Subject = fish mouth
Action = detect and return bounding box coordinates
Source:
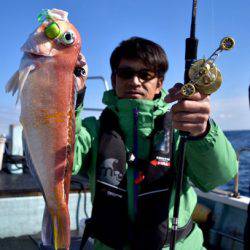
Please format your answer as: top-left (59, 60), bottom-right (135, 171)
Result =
top-left (24, 51), bottom-right (52, 58)
top-left (25, 52), bottom-right (44, 58)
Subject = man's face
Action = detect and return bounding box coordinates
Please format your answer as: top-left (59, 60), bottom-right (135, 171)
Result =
top-left (112, 59), bottom-right (163, 100)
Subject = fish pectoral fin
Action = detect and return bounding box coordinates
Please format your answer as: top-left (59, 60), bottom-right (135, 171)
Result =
top-left (16, 64), bottom-right (36, 104)
top-left (5, 64), bottom-right (36, 104)
top-left (5, 70), bottom-right (19, 96)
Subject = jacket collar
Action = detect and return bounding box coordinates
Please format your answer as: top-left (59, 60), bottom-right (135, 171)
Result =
top-left (102, 90), bottom-right (169, 139)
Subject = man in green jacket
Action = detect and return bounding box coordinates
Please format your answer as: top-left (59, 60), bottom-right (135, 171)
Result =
top-left (73, 37), bottom-right (238, 250)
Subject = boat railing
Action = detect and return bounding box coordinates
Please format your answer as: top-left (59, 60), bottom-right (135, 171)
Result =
top-left (87, 76), bottom-right (110, 91)
top-left (231, 147), bottom-right (250, 198)
top-left (84, 75), bottom-right (110, 112)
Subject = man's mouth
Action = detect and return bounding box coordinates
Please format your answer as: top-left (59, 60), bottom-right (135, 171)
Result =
top-left (125, 90), bottom-right (144, 96)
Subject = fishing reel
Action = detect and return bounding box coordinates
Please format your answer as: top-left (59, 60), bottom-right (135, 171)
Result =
top-left (181, 37), bottom-right (235, 96)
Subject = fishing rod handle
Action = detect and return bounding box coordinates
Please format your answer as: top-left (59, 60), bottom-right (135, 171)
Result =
top-left (184, 37), bottom-right (198, 84)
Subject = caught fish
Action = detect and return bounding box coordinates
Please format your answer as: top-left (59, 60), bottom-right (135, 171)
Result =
top-left (5, 9), bottom-right (81, 250)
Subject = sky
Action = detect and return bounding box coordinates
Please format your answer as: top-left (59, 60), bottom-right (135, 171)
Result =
top-left (0, 0), bottom-right (250, 136)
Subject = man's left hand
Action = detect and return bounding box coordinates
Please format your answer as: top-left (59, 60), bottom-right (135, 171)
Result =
top-left (165, 83), bottom-right (211, 137)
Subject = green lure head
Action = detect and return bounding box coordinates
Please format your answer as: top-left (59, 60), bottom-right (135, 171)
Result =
top-left (45, 22), bottom-right (61, 39)
top-left (38, 9), bottom-right (64, 39)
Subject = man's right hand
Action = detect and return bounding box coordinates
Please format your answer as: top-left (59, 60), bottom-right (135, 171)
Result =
top-left (74, 52), bottom-right (88, 92)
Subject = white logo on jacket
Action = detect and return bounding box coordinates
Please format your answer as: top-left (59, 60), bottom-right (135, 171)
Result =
top-left (99, 158), bottom-right (123, 186)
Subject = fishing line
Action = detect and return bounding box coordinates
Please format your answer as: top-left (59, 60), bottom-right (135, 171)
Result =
top-left (210, 0), bottom-right (216, 49)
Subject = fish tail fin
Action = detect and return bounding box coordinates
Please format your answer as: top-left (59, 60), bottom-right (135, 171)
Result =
top-left (52, 206), bottom-right (70, 250)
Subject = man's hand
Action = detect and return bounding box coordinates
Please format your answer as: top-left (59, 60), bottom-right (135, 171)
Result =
top-left (74, 52), bottom-right (88, 92)
top-left (165, 83), bottom-right (211, 137)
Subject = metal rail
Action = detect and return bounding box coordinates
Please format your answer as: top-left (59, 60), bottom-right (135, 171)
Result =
top-left (87, 76), bottom-right (110, 91)
top-left (84, 75), bottom-right (110, 113)
top-left (233, 147), bottom-right (250, 198)
top-left (210, 228), bottom-right (245, 244)
top-left (84, 108), bottom-right (103, 112)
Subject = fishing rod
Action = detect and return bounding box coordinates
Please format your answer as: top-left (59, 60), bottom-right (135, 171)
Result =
top-left (169, 1), bottom-right (198, 249)
top-left (170, 0), bottom-right (235, 249)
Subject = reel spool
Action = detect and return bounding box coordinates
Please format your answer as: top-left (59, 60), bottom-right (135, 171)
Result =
top-left (181, 36), bottom-right (235, 97)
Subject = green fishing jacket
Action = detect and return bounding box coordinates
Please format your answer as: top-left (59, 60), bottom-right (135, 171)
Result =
top-left (73, 89), bottom-right (238, 250)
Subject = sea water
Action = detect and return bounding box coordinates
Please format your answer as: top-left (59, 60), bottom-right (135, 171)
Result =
top-left (221, 130), bottom-right (250, 197)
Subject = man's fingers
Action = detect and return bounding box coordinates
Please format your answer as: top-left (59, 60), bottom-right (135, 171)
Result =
top-left (165, 83), bottom-right (183, 103)
top-left (184, 92), bottom-right (209, 101)
top-left (168, 83), bottom-right (183, 94)
top-left (172, 112), bottom-right (209, 123)
top-left (165, 90), bottom-right (182, 103)
top-left (74, 75), bottom-right (85, 91)
top-left (172, 99), bottom-right (210, 114)
top-left (76, 52), bottom-right (87, 68)
top-left (172, 121), bottom-right (208, 136)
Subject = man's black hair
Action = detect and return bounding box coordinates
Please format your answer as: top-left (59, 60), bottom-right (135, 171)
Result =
top-left (110, 37), bottom-right (169, 79)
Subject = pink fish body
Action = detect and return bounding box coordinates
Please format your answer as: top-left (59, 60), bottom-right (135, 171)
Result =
top-left (6, 9), bottom-right (81, 250)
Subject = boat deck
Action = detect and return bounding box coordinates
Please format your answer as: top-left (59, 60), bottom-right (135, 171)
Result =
top-left (0, 231), bottom-right (93, 250)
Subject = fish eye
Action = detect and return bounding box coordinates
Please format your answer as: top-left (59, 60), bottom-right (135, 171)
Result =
top-left (60, 30), bottom-right (75, 45)
top-left (45, 22), bottom-right (61, 39)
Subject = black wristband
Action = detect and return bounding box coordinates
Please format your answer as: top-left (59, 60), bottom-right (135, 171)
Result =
top-left (75, 86), bottom-right (86, 110)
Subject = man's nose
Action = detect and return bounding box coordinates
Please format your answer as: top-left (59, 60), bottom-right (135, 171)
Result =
top-left (129, 75), bottom-right (141, 87)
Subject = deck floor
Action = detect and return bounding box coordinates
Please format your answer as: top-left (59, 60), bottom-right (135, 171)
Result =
top-left (0, 231), bottom-right (93, 250)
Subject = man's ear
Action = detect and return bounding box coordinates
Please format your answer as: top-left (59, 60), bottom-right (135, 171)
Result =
top-left (156, 77), bottom-right (163, 94)
top-left (111, 73), bottom-right (116, 89)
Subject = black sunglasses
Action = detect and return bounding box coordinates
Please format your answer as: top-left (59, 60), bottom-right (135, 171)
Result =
top-left (115, 67), bottom-right (157, 82)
